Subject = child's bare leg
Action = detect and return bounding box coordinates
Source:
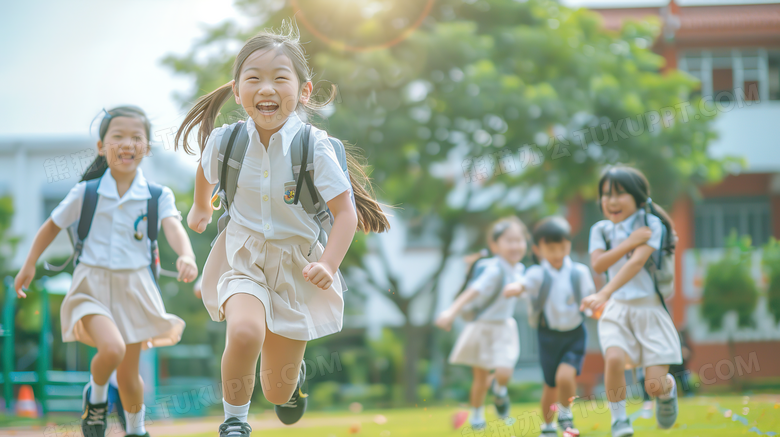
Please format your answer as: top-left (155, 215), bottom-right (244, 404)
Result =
top-left (258, 330), bottom-right (307, 405)
top-left (555, 363), bottom-right (577, 408)
top-left (222, 294), bottom-right (267, 406)
top-left (604, 347), bottom-right (627, 403)
top-left (116, 343), bottom-right (144, 410)
top-left (493, 367), bottom-right (512, 388)
top-left (644, 365), bottom-right (672, 398)
top-left (81, 315), bottom-right (126, 385)
top-left (541, 384), bottom-right (557, 424)
top-left (469, 367), bottom-right (491, 408)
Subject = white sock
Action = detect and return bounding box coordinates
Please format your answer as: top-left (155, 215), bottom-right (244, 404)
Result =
top-left (658, 374), bottom-right (676, 400)
top-left (609, 400), bottom-right (627, 424)
top-left (89, 375), bottom-right (108, 404)
top-left (223, 399), bottom-right (250, 423)
top-left (541, 421), bottom-right (556, 430)
top-left (471, 406), bottom-right (485, 423)
top-left (558, 403), bottom-right (573, 419)
top-left (125, 404), bottom-right (146, 435)
top-left (493, 384), bottom-right (508, 397)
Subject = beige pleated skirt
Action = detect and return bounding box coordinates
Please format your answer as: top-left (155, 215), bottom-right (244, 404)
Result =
top-left (60, 263), bottom-right (185, 349)
top-left (448, 318), bottom-right (520, 370)
top-left (598, 294), bottom-right (683, 369)
top-left (201, 220), bottom-right (345, 341)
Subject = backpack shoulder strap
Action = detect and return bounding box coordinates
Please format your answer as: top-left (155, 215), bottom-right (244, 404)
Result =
top-left (474, 259), bottom-right (508, 319)
top-left (77, 178), bottom-right (102, 242)
top-left (570, 263), bottom-right (583, 307)
top-left (146, 182), bottom-right (163, 243)
top-left (534, 268), bottom-right (553, 328)
top-left (217, 121), bottom-right (249, 209)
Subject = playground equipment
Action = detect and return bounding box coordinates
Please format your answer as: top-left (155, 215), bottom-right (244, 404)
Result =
top-left (1, 276), bottom-right (90, 415)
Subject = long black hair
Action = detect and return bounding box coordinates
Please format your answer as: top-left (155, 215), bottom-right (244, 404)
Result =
top-left (597, 165), bottom-right (675, 242)
top-left (81, 106), bottom-right (151, 181)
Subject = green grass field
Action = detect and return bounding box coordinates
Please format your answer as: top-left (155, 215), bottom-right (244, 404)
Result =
top-left (2, 395), bottom-right (778, 436)
top-left (174, 395), bottom-right (779, 437)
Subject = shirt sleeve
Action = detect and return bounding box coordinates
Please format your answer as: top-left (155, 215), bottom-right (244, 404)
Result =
top-left (577, 264), bottom-right (597, 298)
top-left (50, 182), bottom-right (86, 229)
top-left (521, 265), bottom-right (545, 297)
top-left (312, 130), bottom-right (352, 203)
top-left (157, 186), bottom-right (181, 222)
top-left (201, 125), bottom-right (230, 185)
top-left (469, 262), bottom-right (503, 296)
top-left (588, 221), bottom-right (608, 254)
top-left (646, 214), bottom-right (664, 251)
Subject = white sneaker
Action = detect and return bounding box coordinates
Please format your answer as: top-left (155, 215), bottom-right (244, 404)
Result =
top-left (611, 418), bottom-right (634, 437)
top-left (640, 401), bottom-right (653, 419)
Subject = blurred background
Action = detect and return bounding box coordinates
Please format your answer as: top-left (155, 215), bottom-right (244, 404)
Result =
top-left (1, 0), bottom-right (780, 431)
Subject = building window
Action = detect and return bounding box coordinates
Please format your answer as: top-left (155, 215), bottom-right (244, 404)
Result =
top-left (679, 49), bottom-right (780, 102)
top-left (694, 196), bottom-right (772, 248)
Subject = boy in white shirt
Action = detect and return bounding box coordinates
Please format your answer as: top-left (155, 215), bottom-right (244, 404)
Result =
top-left (504, 217), bottom-right (596, 436)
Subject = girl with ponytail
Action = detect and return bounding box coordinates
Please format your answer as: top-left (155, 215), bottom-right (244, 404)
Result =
top-left (15, 106), bottom-right (198, 437)
top-left (581, 165), bottom-right (682, 437)
top-left (176, 21), bottom-right (389, 436)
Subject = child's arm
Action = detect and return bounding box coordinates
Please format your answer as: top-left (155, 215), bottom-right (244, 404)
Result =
top-left (13, 218), bottom-right (61, 298)
top-left (581, 244), bottom-right (655, 311)
top-left (302, 190), bottom-right (358, 290)
top-left (591, 227), bottom-right (652, 274)
top-left (188, 166), bottom-right (216, 234)
top-left (435, 288), bottom-right (481, 331)
top-left (161, 217), bottom-right (198, 283)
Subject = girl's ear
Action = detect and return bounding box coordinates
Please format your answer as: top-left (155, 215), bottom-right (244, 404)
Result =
top-left (96, 140), bottom-right (105, 157)
top-left (299, 81), bottom-right (313, 106)
top-left (231, 80), bottom-right (240, 105)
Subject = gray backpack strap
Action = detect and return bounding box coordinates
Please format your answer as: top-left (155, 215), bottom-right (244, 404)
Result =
top-left (291, 124), bottom-right (333, 256)
top-left (214, 122), bottom-right (249, 242)
top-left (534, 269), bottom-right (553, 328)
top-left (570, 264), bottom-right (582, 307)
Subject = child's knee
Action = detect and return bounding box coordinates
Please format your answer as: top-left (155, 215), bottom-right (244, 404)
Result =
top-left (227, 323), bottom-right (264, 353)
top-left (262, 383), bottom-right (296, 405)
top-left (100, 342), bottom-right (126, 365)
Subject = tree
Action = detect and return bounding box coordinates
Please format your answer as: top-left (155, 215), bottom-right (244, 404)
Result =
top-left (164, 0), bottom-right (735, 403)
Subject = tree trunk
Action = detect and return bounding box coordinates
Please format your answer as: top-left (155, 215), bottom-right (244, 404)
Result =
top-left (402, 323), bottom-right (425, 403)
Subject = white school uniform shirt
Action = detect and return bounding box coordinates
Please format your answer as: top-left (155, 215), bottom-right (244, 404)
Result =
top-left (588, 209), bottom-right (663, 301)
top-left (201, 112), bottom-right (352, 243)
top-left (467, 256), bottom-right (525, 321)
top-left (50, 168), bottom-right (180, 271)
top-left (521, 256), bottom-right (596, 331)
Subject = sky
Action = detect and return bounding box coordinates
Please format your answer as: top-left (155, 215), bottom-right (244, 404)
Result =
top-left (0, 0), bottom-right (238, 145)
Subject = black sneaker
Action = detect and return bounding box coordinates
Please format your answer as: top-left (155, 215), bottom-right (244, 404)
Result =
top-left (219, 417), bottom-right (252, 437)
top-left (274, 361), bottom-right (308, 425)
top-left (81, 385), bottom-right (108, 437)
top-left (492, 379), bottom-right (511, 419)
top-left (557, 415), bottom-right (574, 431)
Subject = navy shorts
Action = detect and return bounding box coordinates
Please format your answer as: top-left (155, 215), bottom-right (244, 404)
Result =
top-left (538, 323), bottom-right (587, 388)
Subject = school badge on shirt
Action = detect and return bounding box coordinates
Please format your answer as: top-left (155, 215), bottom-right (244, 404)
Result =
top-left (283, 181), bottom-right (297, 204)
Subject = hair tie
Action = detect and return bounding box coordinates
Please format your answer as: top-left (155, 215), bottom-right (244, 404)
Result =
top-left (646, 197), bottom-right (653, 205)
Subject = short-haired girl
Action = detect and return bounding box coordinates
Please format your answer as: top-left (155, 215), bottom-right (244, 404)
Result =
top-left (436, 217), bottom-right (529, 430)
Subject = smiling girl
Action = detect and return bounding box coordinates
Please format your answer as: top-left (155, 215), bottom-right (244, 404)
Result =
top-left (176, 23), bottom-right (389, 437)
top-left (581, 166), bottom-right (681, 437)
top-left (14, 106), bottom-right (198, 437)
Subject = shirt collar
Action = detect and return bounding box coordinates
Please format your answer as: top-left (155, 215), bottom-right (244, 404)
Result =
top-left (245, 112), bottom-right (304, 157)
top-left (616, 209), bottom-right (643, 232)
top-left (97, 168), bottom-right (150, 201)
top-left (540, 255), bottom-right (572, 273)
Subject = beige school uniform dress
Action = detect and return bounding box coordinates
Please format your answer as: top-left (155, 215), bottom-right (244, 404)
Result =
top-left (200, 113), bottom-right (352, 341)
top-left (589, 210), bottom-right (683, 368)
top-left (448, 257), bottom-right (523, 370)
top-left (51, 169), bottom-right (185, 349)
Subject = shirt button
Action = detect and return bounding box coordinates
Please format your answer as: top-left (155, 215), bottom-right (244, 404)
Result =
top-left (263, 195), bottom-right (269, 201)
top-left (265, 224), bottom-right (270, 230)
top-left (264, 171), bottom-right (268, 178)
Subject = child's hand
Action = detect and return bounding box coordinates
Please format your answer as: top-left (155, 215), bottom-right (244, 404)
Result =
top-left (176, 255), bottom-right (198, 283)
top-left (302, 262), bottom-right (334, 290)
top-left (580, 291), bottom-right (609, 312)
top-left (502, 282), bottom-right (524, 298)
top-left (435, 310), bottom-right (456, 332)
top-left (627, 226), bottom-right (652, 247)
top-left (13, 264), bottom-right (36, 298)
top-left (187, 204), bottom-right (212, 234)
